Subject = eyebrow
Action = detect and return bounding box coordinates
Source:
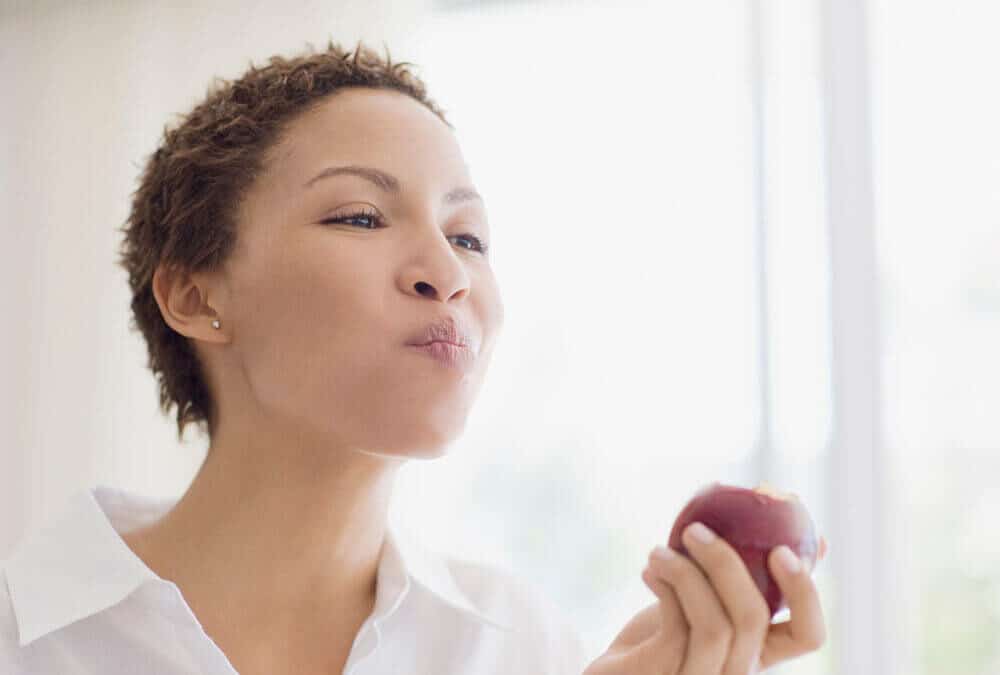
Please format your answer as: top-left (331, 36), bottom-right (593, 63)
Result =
top-left (303, 164), bottom-right (483, 206)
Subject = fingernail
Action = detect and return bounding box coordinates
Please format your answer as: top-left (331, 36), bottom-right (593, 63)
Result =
top-left (651, 546), bottom-right (676, 561)
top-left (775, 545), bottom-right (801, 574)
top-left (687, 522), bottom-right (716, 544)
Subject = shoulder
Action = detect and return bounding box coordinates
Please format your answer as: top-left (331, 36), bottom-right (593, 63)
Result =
top-left (0, 565), bottom-right (26, 672)
top-left (445, 557), bottom-right (590, 672)
top-left (447, 557), bottom-right (558, 625)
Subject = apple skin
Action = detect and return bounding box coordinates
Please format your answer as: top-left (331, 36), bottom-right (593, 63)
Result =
top-left (667, 482), bottom-right (819, 618)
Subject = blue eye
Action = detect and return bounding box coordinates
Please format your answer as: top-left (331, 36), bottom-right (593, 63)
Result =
top-left (320, 208), bottom-right (490, 256)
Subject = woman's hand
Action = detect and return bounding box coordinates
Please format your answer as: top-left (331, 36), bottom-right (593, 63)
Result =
top-left (583, 529), bottom-right (829, 675)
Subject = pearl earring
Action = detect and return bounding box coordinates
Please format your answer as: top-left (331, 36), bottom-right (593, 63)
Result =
top-left (211, 319), bottom-right (221, 329)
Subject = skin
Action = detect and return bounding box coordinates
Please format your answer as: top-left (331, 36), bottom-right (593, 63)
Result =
top-left (121, 87), bottom-right (502, 673)
top-left (587, 530), bottom-right (829, 675)
top-left (120, 86), bottom-right (829, 675)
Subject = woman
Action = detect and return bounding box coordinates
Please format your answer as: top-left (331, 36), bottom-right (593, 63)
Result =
top-left (0, 40), bottom-right (827, 674)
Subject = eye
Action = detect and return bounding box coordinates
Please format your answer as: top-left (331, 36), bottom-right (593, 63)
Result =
top-left (319, 209), bottom-right (490, 256)
top-left (320, 207), bottom-right (382, 229)
top-left (454, 233), bottom-right (490, 255)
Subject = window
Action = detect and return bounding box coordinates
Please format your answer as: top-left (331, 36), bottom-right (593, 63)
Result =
top-left (871, 1), bottom-right (1000, 673)
top-left (396, 2), bottom-right (839, 672)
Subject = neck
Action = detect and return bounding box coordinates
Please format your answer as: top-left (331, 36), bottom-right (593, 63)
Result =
top-left (121, 429), bottom-right (403, 647)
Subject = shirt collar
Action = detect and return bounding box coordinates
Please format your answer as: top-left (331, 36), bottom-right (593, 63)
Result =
top-left (3, 484), bottom-right (515, 646)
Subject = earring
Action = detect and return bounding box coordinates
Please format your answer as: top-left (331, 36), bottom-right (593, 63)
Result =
top-left (211, 319), bottom-right (221, 329)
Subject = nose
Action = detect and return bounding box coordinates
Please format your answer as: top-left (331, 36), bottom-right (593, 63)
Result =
top-left (401, 229), bottom-right (472, 303)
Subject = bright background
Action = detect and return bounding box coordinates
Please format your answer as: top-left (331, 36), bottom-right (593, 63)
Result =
top-left (1, 1), bottom-right (996, 674)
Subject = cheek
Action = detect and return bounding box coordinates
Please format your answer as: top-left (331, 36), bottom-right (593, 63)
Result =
top-left (233, 241), bottom-right (499, 450)
top-left (474, 272), bottom-right (504, 352)
top-left (234, 249), bottom-right (375, 418)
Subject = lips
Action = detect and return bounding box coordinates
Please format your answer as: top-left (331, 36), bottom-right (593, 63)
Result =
top-left (405, 316), bottom-right (475, 350)
top-left (409, 340), bottom-right (476, 371)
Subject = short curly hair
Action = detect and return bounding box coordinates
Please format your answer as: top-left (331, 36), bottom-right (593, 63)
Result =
top-left (116, 38), bottom-right (453, 443)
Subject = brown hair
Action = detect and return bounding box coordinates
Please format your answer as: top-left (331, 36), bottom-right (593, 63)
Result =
top-left (115, 39), bottom-right (453, 443)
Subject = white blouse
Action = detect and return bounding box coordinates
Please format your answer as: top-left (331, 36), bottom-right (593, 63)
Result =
top-left (1, 485), bottom-right (590, 674)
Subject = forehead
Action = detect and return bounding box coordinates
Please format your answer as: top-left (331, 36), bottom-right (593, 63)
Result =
top-left (267, 87), bottom-right (468, 183)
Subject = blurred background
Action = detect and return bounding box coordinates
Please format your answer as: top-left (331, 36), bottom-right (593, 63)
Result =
top-left (1, 1), bottom-right (997, 674)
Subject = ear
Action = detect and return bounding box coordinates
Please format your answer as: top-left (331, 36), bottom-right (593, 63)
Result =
top-left (152, 263), bottom-right (226, 341)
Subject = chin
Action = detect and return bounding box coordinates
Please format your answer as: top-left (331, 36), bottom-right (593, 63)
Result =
top-left (357, 430), bottom-right (462, 461)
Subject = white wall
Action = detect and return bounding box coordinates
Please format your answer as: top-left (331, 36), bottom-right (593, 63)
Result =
top-left (0, 0), bottom-right (431, 557)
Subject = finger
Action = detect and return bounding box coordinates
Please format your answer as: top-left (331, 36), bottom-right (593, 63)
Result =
top-left (640, 559), bottom-right (688, 672)
top-left (641, 559), bottom-right (688, 641)
top-left (818, 536), bottom-right (828, 562)
top-left (680, 522), bottom-right (771, 675)
top-left (648, 544), bottom-right (730, 675)
top-left (758, 546), bottom-right (827, 670)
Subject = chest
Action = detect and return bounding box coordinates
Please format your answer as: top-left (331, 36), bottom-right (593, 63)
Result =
top-left (213, 626), bottom-right (364, 675)
top-left (197, 602), bottom-right (373, 675)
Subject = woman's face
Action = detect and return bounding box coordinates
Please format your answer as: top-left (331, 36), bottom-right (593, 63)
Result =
top-left (206, 87), bottom-right (503, 458)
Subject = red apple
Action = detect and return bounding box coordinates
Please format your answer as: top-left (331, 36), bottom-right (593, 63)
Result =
top-left (667, 482), bottom-right (819, 618)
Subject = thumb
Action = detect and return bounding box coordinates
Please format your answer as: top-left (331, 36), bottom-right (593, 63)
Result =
top-left (759, 546), bottom-right (827, 668)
